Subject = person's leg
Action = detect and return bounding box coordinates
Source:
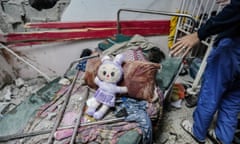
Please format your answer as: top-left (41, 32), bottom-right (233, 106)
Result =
top-left (193, 38), bottom-right (240, 141)
top-left (215, 38), bottom-right (240, 144)
top-left (215, 82), bottom-right (240, 144)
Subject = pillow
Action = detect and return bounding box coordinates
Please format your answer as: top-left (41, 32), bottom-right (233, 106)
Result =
top-left (123, 48), bottom-right (147, 61)
top-left (84, 57), bottom-right (161, 102)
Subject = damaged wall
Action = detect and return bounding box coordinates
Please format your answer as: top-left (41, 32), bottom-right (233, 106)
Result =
top-left (0, 0), bottom-right (70, 32)
top-left (0, 0), bottom-right (180, 81)
top-left (0, 51), bottom-right (15, 88)
top-left (0, 0), bottom-right (70, 86)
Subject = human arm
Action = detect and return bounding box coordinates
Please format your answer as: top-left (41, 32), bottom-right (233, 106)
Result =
top-left (197, 0), bottom-right (240, 40)
top-left (170, 32), bottom-right (200, 57)
top-left (171, 0), bottom-right (240, 57)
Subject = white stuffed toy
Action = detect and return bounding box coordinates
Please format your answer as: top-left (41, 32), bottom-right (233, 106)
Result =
top-left (86, 54), bottom-right (128, 119)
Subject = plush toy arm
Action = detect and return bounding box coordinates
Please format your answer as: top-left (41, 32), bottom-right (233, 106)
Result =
top-left (94, 76), bottom-right (101, 85)
top-left (116, 86), bottom-right (128, 93)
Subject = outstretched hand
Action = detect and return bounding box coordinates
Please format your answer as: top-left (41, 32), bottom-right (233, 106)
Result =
top-left (170, 32), bottom-right (200, 57)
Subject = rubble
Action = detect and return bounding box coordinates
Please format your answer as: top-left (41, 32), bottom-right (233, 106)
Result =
top-left (15, 77), bottom-right (25, 88)
top-left (0, 0), bottom-right (71, 33)
top-left (0, 77), bottom-right (47, 116)
top-left (0, 86), bottom-right (12, 101)
top-left (0, 102), bottom-right (12, 118)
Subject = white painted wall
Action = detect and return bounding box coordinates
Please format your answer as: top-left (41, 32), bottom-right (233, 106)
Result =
top-left (11, 40), bottom-right (99, 79)
top-left (62, 0), bottom-right (180, 21)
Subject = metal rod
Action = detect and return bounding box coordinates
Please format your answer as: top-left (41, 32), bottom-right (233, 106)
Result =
top-left (0, 129), bottom-right (51, 142)
top-left (173, 1), bottom-right (186, 44)
top-left (70, 87), bottom-right (88, 144)
top-left (190, 39), bottom-right (214, 92)
top-left (47, 55), bottom-right (99, 143)
top-left (0, 43), bottom-right (51, 82)
top-left (59, 117), bottom-right (125, 130)
top-left (192, 0), bottom-right (199, 18)
top-left (195, 0), bottom-right (204, 27)
top-left (37, 85), bottom-right (69, 117)
top-left (47, 70), bottom-right (81, 144)
top-left (117, 8), bottom-right (196, 34)
top-left (208, 1), bottom-right (216, 19)
top-left (63, 54), bottom-right (99, 78)
top-left (0, 117), bottom-right (125, 142)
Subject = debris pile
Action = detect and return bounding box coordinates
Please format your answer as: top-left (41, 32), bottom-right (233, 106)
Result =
top-left (0, 77), bottom-right (47, 118)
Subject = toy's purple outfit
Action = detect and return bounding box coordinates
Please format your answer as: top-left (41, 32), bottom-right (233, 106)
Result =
top-left (94, 77), bottom-right (124, 107)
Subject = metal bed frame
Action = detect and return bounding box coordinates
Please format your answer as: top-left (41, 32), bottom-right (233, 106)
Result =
top-left (116, 8), bottom-right (196, 99)
top-left (0, 8), bottom-right (198, 144)
top-left (176, 0), bottom-right (225, 97)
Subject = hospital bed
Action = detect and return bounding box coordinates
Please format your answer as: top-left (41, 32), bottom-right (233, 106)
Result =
top-left (0, 9), bottom-right (196, 144)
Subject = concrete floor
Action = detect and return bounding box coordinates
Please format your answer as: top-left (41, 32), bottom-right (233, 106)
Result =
top-left (155, 100), bottom-right (214, 144)
top-left (154, 75), bottom-right (214, 144)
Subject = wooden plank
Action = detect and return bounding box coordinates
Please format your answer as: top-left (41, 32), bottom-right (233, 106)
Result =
top-left (3, 27), bottom-right (169, 44)
top-left (25, 20), bottom-right (170, 29)
top-left (3, 20), bottom-right (170, 46)
top-left (4, 29), bottom-right (117, 43)
top-left (25, 21), bottom-right (116, 29)
top-left (8, 27), bottom-right (169, 47)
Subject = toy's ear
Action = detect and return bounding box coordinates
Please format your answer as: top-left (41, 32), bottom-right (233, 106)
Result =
top-left (101, 55), bottom-right (111, 62)
top-left (114, 54), bottom-right (125, 65)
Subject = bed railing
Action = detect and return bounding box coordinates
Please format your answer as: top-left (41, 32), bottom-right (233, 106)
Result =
top-left (117, 8), bottom-right (196, 43)
top-left (116, 8), bottom-right (197, 98)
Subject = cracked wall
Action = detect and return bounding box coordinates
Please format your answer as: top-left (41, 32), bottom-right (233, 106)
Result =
top-left (0, 0), bottom-right (70, 32)
top-left (0, 0), bottom-right (70, 87)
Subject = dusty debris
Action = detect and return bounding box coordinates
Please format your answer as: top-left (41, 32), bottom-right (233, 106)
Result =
top-left (15, 77), bottom-right (25, 87)
top-left (0, 86), bottom-right (12, 101)
top-left (0, 52), bottom-right (15, 89)
top-left (0, 102), bottom-right (12, 118)
top-left (46, 112), bottom-right (57, 120)
top-left (0, 0), bottom-right (71, 33)
top-left (0, 76), bottom-right (47, 115)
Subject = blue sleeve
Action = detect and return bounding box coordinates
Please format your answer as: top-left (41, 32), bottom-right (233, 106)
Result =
top-left (197, 0), bottom-right (240, 40)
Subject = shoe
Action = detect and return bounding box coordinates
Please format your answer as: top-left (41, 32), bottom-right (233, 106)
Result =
top-left (233, 131), bottom-right (240, 144)
top-left (185, 95), bottom-right (198, 108)
top-left (180, 119), bottom-right (205, 144)
top-left (207, 129), bottom-right (222, 144)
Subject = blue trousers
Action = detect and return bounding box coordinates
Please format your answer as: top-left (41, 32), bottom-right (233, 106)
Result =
top-left (192, 37), bottom-right (240, 144)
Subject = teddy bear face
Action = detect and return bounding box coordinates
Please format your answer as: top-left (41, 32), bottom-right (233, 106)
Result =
top-left (97, 63), bottom-right (122, 83)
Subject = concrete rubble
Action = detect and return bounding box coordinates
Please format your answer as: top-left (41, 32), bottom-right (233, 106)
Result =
top-left (0, 0), bottom-right (70, 33)
top-left (0, 0), bottom-right (71, 91)
top-left (0, 77), bottom-right (47, 117)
